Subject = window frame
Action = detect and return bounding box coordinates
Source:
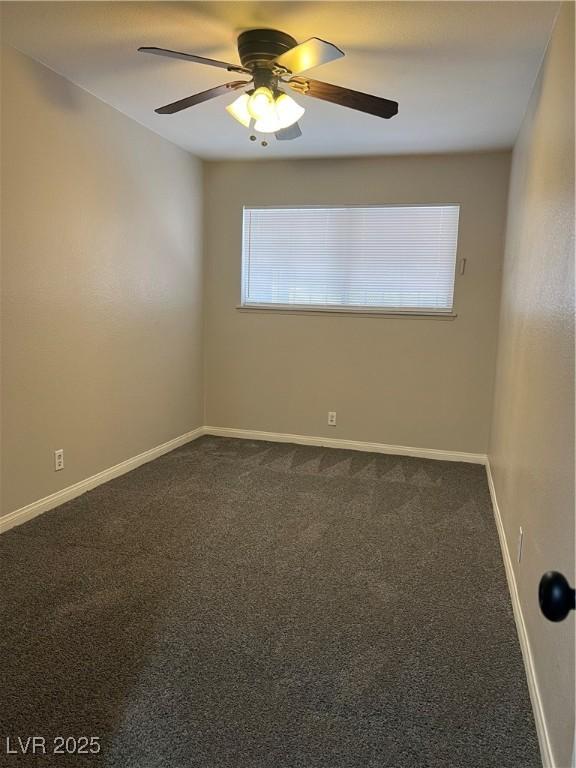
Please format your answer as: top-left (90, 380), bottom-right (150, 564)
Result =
top-left (239, 203), bottom-right (461, 318)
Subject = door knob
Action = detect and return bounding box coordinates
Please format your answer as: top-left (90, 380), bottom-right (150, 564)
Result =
top-left (539, 571), bottom-right (575, 622)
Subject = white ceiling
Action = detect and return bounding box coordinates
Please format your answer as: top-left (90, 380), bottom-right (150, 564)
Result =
top-left (2, 1), bottom-right (559, 159)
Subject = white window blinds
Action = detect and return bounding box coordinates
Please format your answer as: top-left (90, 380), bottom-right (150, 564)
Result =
top-left (241, 205), bottom-right (460, 313)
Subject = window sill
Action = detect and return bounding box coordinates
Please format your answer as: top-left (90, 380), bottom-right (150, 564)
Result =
top-left (236, 305), bottom-right (457, 319)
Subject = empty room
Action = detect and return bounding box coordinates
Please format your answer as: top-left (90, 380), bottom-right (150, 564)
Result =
top-left (0, 2), bottom-right (574, 766)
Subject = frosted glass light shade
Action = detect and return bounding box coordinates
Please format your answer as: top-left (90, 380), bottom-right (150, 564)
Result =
top-left (247, 87), bottom-right (275, 120)
top-left (274, 93), bottom-right (305, 127)
top-left (226, 94), bottom-right (251, 127)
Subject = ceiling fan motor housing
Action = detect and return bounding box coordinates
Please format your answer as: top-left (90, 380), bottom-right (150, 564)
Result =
top-left (237, 29), bottom-right (297, 71)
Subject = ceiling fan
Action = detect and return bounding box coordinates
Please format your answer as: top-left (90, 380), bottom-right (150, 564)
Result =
top-left (139, 28), bottom-right (398, 143)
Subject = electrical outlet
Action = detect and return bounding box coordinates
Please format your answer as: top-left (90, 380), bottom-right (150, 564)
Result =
top-left (54, 449), bottom-right (64, 472)
top-left (517, 527), bottom-right (523, 563)
top-left (328, 411), bottom-right (337, 426)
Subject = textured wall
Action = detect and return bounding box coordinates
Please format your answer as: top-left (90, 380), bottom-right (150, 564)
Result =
top-left (203, 152), bottom-right (510, 454)
top-left (489, 5), bottom-right (575, 766)
top-left (1, 46), bottom-right (204, 515)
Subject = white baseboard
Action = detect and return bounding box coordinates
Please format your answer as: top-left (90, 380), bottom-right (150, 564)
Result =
top-left (486, 460), bottom-right (554, 768)
top-left (0, 426), bottom-right (483, 536)
top-left (0, 427), bottom-right (205, 535)
top-left (204, 426), bottom-right (487, 464)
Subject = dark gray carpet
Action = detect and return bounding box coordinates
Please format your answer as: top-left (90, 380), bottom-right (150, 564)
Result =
top-left (0, 436), bottom-right (539, 768)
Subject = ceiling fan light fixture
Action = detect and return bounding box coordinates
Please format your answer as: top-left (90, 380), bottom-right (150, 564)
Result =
top-left (226, 93), bottom-right (251, 127)
top-left (247, 86), bottom-right (275, 120)
top-left (254, 93), bottom-right (305, 133)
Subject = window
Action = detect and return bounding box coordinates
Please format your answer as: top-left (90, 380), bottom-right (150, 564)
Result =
top-left (241, 205), bottom-right (460, 314)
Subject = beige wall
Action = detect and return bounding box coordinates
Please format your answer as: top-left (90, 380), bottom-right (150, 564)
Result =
top-left (0, 45), bottom-right (204, 516)
top-left (489, 5), bottom-right (575, 766)
top-left (203, 152), bottom-right (510, 454)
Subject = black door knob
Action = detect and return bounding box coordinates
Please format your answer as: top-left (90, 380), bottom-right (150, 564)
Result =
top-left (539, 571), bottom-right (575, 622)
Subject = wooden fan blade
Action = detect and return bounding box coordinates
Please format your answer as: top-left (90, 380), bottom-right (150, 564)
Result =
top-left (155, 81), bottom-right (250, 115)
top-left (274, 38), bottom-right (344, 75)
top-left (275, 122), bottom-right (302, 141)
top-left (288, 77), bottom-right (398, 119)
top-left (139, 47), bottom-right (249, 74)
